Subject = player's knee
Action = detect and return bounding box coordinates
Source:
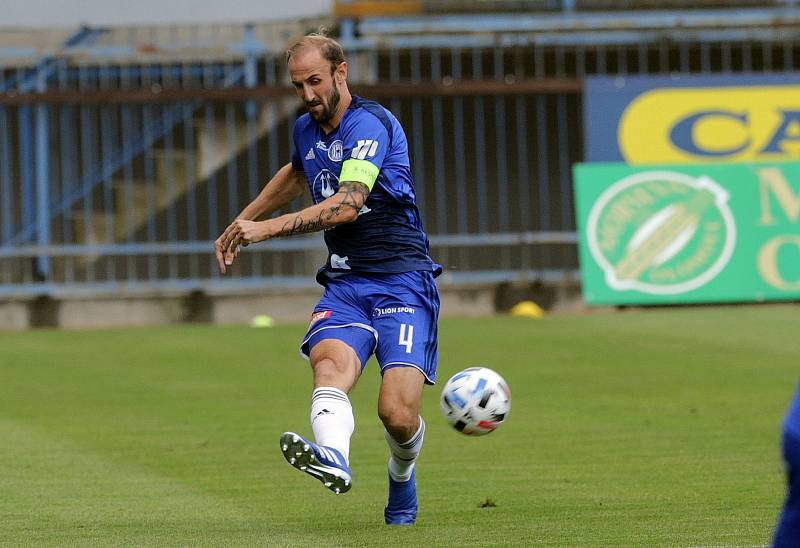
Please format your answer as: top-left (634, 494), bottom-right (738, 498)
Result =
top-left (311, 358), bottom-right (354, 392)
top-left (378, 403), bottom-right (418, 440)
top-left (312, 356), bottom-right (341, 380)
top-left (309, 340), bottom-right (360, 391)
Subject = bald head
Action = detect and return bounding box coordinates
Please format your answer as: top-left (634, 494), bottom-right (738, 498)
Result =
top-left (286, 34), bottom-right (346, 76)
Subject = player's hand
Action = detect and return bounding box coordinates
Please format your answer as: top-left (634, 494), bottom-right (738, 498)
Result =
top-left (216, 219), bottom-right (272, 273)
top-left (223, 219), bottom-right (271, 250)
top-left (214, 233), bottom-right (239, 274)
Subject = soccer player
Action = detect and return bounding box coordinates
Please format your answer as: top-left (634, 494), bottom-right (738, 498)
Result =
top-left (774, 383), bottom-right (800, 546)
top-left (214, 33), bottom-right (441, 525)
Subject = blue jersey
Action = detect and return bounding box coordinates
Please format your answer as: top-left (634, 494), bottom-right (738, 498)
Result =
top-left (774, 382), bottom-right (800, 546)
top-left (291, 96), bottom-right (441, 284)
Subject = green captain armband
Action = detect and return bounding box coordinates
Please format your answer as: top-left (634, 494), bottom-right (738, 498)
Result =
top-left (339, 159), bottom-right (379, 191)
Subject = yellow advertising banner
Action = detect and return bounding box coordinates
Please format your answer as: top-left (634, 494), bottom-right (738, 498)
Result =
top-left (586, 74), bottom-right (800, 165)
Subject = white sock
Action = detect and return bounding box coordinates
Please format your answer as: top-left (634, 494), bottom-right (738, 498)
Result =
top-left (385, 416), bottom-right (425, 482)
top-left (310, 387), bottom-right (354, 464)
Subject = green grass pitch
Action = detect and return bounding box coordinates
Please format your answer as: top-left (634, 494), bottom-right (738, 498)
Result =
top-left (1, 304), bottom-right (797, 546)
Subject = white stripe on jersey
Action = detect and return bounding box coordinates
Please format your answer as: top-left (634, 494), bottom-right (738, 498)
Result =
top-left (352, 139), bottom-right (379, 160)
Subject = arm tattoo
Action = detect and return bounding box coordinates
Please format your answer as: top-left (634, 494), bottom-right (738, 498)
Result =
top-left (277, 211), bottom-right (326, 236)
top-left (338, 181), bottom-right (370, 212)
top-left (275, 181), bottom-right (370, 237)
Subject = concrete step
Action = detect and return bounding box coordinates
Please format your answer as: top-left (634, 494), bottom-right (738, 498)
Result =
top-left (195, 100), bottom-right (294, 179)
top-left (70, 210), bottom-right (115, 245)
top-left (112, 179), bottom-right (150, 214)
top-left (70, 154), bottom-right (190, 248)
top-left (72, 149), bottom-right (192, 244)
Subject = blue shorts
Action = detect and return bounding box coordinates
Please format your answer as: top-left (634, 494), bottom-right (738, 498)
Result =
top-left (300, 271), bottom-right (440, 384)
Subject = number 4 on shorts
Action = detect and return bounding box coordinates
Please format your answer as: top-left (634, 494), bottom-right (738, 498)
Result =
top-left (399, 324), bottom-right (414, 353)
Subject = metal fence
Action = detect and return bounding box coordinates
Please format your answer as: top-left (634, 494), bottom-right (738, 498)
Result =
top-left (1, 10), bottom-right (799, 296)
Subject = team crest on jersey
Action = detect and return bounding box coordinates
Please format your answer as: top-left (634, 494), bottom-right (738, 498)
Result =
top-left (328, 140), bottom-right (344, 162)
top-left (315, 140), bottom-right (344, 162)
top-left (313, 169), bottom-right (338, 199)
top-left (310, 310), bottom-right (332, 326)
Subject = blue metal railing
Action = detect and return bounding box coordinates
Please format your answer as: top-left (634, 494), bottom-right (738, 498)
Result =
top-left (3, 22), bottom-right (272, 268)
top-left (0, 25), bottom-right (107, 276)
top-left (8, 65), bottom-right (248, 249)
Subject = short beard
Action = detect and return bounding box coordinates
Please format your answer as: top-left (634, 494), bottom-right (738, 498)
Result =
top-left (312, 84), bottom-right (341, 125)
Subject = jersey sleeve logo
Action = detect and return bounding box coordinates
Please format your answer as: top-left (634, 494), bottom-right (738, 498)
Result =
top-left (351, 139), bottom-right (379, 160)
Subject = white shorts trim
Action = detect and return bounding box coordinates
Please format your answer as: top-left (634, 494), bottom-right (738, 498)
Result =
top-left (299, 322), bottom-right (379, 360)
top-left (380, 361), bottom-right (435, 385)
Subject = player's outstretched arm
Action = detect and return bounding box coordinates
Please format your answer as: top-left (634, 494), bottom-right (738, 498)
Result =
top-left (219, 180), bottom-right (369, 258)
top-left (215, 163), bottom-right (306, 274)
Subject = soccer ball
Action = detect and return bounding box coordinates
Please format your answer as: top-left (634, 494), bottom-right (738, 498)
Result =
top-left (440, 367), bottom-right (511, 436)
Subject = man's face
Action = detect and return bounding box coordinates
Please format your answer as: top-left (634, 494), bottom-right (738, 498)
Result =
top-left (288, 48), bottom-right (343, 125)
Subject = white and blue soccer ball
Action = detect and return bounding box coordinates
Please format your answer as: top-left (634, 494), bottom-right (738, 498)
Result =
top-left (440, 367), bottom-right (511, 436)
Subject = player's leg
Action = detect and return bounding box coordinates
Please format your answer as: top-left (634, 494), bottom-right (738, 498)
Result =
top-left (371, 270), bottom-right (440, 524)
top-left (379, 367), bottom-right (426, 478)
top-left (378, 367), bottom-right (427, 524)
top-left (774, 383), bottom-right (800, 546)
top-left (282, 280), bottom-right (377, 495)
top-left (280, 337), bottom-right (366, 494)
top-left (308, 338), bottom-right (361, 462)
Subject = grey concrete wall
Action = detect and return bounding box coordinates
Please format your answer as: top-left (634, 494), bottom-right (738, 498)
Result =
top-left (0, 301), bottom-right (29, 330)
top-left (0, 283), bottom-right (516, 330)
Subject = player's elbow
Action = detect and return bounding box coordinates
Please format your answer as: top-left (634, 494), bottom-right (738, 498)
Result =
top-left (331, 181), bottom-right (369, 225)
top-left (336, 205), bottom-right (360, 224)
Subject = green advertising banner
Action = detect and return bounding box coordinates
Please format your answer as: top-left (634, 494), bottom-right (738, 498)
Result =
top-left (573, 162), bottom-right (800, 305)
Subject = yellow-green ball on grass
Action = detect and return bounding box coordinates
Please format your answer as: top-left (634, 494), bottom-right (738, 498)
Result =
top-left (250, 314), bottom-right (275, 328)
